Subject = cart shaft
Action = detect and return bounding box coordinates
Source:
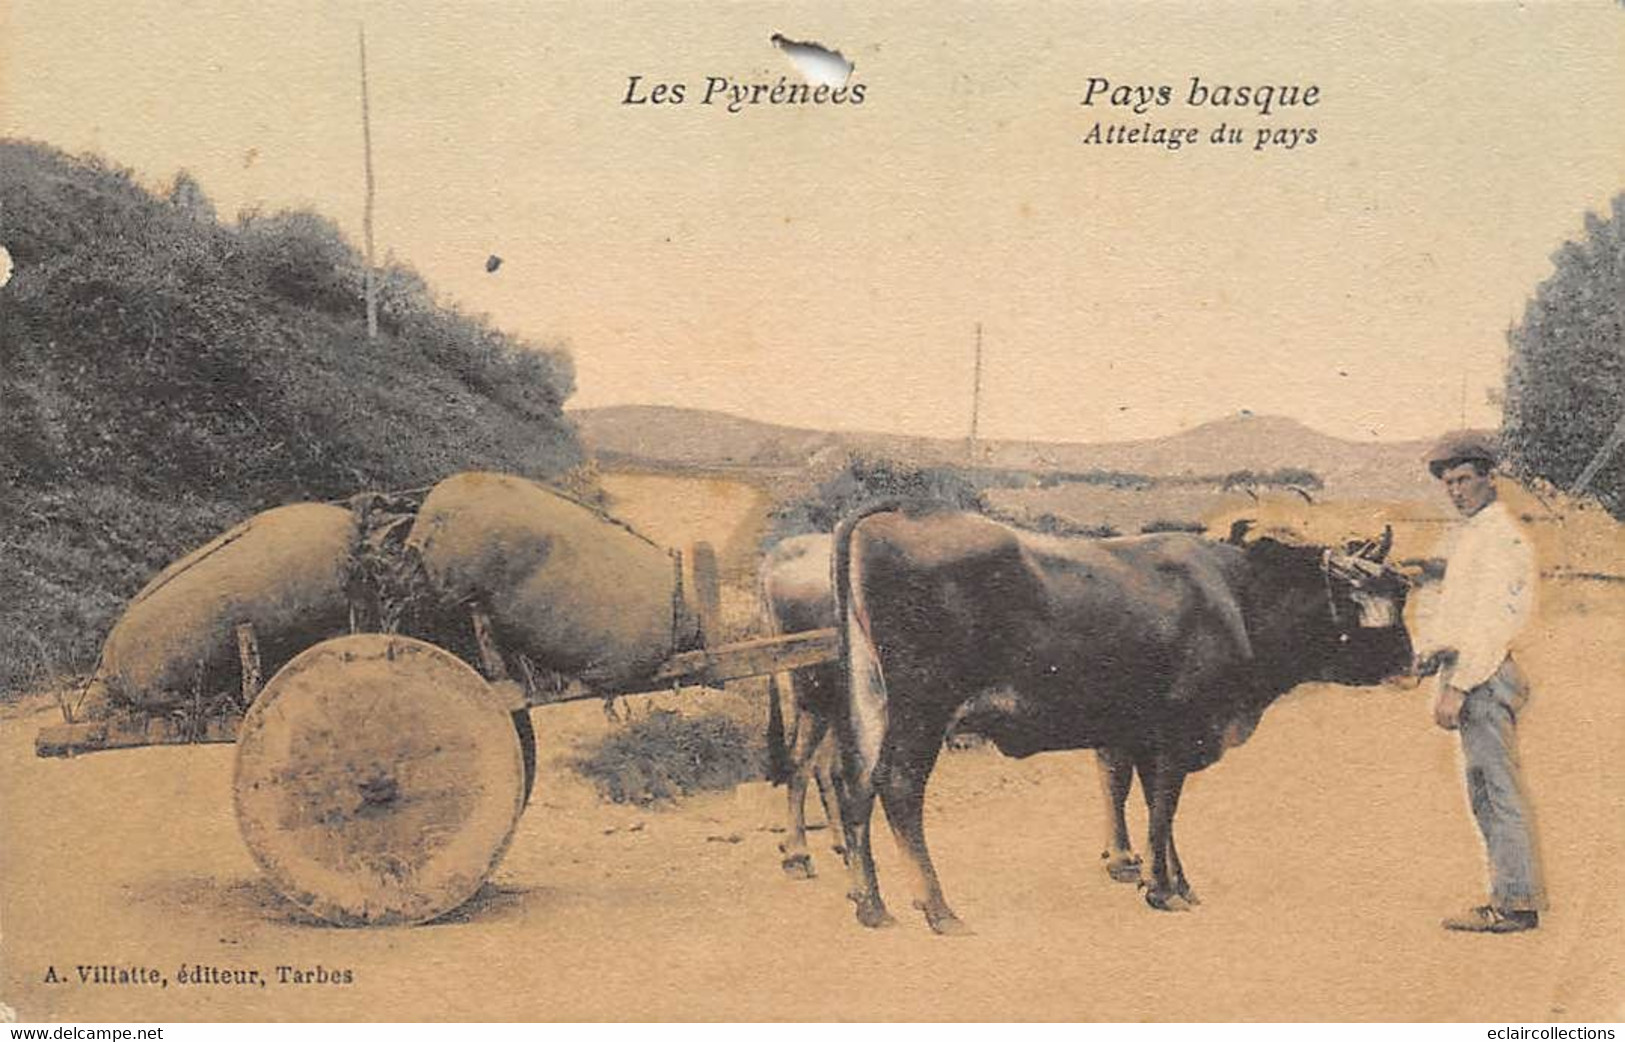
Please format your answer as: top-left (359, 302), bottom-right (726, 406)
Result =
top-left (652, 627), bottom-right (840, 687)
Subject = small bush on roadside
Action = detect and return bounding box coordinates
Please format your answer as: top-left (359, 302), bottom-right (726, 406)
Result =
top-left (571, 710), bottom-right (767, 805)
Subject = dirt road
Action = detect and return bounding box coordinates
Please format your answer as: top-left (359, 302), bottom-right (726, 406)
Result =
top-left (3, 477), bottom-right (1621, 1021)
top-left (4, 590), bottom-right (1621, 1022)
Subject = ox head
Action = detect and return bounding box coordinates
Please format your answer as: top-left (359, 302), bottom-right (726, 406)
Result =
top-left (1234, 522), bottom-right (1413, 686)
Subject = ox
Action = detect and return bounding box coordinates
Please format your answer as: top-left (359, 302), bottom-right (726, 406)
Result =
top-left (761, 533), bottom-right (848, 878)
top-left (831, 504), bottom-right (1412, 933)
top-left (761, 531), bottom-right (1150, 885)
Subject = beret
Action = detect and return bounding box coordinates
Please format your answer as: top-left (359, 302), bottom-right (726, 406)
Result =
top-left (1426, 429), bottom-right (1499, 479)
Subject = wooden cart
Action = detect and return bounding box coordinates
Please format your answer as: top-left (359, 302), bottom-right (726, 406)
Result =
top-left (35, 527), bottom-right (840, 928)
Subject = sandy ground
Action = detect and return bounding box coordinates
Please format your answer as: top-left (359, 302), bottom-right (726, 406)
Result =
top-left (3, 476), bottom-right (1622, 1022)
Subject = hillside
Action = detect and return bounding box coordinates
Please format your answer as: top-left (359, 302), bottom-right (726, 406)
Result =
top-left (0, 140), bottom-right (583, 693)
top-left (572, 404), bottom-right (1438, 499)
top-left (575, 404), bottom-right (837, 470)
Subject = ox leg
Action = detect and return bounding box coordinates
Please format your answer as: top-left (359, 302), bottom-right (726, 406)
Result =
top-left (833, 726), bottom-right (893, 929)
top-left (876, 716), bottom-right (968, 936)
top-left (779, 703), bottom-right (829, 880)
top-left (1138, 752), bottom-right (1194, 912)
top-left (1095, 747), bottom-right (1142, 883)
top-left (1167, 827), bottom-right (1199, 905)
top-left (811, 734), bottom-right (848, 864)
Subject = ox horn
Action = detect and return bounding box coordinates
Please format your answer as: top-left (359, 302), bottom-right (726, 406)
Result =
top-left (1286, 485), bottom-right (1316, 505)
top-left (1351, 526), bottom-right (1393, 562)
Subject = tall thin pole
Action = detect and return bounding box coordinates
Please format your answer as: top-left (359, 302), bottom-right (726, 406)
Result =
top-left (968, 322), bottom-right (984, 465)
top-left (1572, 411), bottom-right (1625, 496)
top-left (359, 23), bottom-right (378, 339)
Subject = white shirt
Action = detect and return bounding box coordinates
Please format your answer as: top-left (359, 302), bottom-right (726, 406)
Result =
top-left (1415, 498), bottom-right (1538, 691)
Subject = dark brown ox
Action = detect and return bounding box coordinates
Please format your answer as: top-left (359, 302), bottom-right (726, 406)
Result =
top-left (761, 532), bottom-right (1151, 886)
top-left (831, 504), bottom-right (1412, 933)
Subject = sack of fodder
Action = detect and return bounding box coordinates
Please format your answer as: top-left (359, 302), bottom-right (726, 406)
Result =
top-left (408, 472), bottom-right (697, 692)
top-left (94, 503), bottom-right (359, 712)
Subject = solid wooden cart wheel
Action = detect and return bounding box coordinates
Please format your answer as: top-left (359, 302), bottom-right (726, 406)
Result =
top-left (234, 634), bottom-right (525, 926)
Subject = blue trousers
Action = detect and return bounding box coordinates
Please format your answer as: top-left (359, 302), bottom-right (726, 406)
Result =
top-left (1459, 657), bottom-right (1547, 912)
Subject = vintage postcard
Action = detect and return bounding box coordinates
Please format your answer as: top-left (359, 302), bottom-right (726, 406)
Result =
top-left (3, 0), bottom-right (1623, 1025)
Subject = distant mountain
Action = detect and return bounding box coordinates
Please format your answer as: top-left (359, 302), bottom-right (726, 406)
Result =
top-left (570, 405), bottom-right (838, 470)
top-left (979, 414), bottom-right (1437, 499)
top-left (571, 404), bottom-right (1438, 499)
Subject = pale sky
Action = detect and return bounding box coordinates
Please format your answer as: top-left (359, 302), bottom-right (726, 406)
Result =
top-left (4, 2), bottom-right (1622, 444)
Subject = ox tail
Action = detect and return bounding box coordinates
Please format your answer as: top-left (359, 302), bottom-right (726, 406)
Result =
top-left (834, 502), bottom-right (907, 789)
top-left (757, 559), bottom-right (796, 787)
top-left (765, 670), bottom-right (792, 786)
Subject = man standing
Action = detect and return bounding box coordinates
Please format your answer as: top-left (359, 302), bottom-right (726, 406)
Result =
top-left (1413, 431), bottom-right (1545, 933)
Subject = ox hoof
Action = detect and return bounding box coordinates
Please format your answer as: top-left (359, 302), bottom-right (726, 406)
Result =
top-left (1176, 883), bottom-right (1201, 906)
top-left (1101, 850), bottom-right (1143, 884)
top-left (851, 894), bottom-right (896, 930)
top-left (779, 853), bottom-right (816, 880)
top-left (919, 904), bottom-right (973, 937)
top-left (1144, 887), bottom-right (1195, 912)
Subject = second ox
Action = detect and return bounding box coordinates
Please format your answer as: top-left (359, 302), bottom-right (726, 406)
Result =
top-left (830, 503), bottom-right (1413, 933)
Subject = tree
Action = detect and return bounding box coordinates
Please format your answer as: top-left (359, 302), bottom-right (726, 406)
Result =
top-left (166, 169), bottom-right (216, 223)
top-left (1503, 193), bottom-right (1625, 519)
top-left (762, 453), bottom-right (987, 548)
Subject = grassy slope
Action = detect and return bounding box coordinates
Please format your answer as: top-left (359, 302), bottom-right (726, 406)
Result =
top-left (0, 140), bottom-right (585, 694)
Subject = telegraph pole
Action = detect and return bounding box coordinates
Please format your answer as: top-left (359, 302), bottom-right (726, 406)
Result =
top-left (1572, 411), bottom-right (1625, 496)
top-left (968, 322), bottom-right (984, 465)
top-left (359, 23), bottom-right (378, 339)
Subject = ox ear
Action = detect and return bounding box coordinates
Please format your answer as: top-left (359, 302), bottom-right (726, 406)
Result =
top-left (1227, 518), bottom-right (1255, 546)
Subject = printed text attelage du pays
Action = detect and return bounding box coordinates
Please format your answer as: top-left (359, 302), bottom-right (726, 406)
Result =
top-left (1082, 75), bottom-right (1321, 152)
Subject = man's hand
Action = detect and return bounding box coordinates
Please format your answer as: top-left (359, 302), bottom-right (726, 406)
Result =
top-left (1433, 684), bottom-right (1467, 730)
top-left (1396, 557), bottom-right (1448, 585)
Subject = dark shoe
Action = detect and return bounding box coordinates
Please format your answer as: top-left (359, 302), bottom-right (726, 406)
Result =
top-left (1442, 905), bottom-right (1538, 933)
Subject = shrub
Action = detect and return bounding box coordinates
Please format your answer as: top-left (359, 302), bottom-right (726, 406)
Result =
top-left (1222, 467), bottom-right (1323, 491)
top-left (1019, 513), bottom-right (1120, 538)
top-left (764, 453), bottom-right (988, 546)
top-left (1140, 519), bottom-right (1207, 534)
top-left (1044, 469), bottom-right (1154, 490)
top-left (234, 208), bottom-right (373, 316)
top-left (570, 710), bottom-right (766, 805)
top-left (1263, 467), bottom-right (1324, 490)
